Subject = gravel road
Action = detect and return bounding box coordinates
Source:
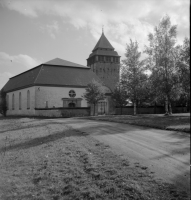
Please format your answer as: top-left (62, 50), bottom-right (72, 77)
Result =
top-left (53, 118), bottom-right (190, 193)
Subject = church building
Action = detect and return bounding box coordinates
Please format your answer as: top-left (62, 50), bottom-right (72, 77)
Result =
top-left (2, 32), bottom-right (120, 117)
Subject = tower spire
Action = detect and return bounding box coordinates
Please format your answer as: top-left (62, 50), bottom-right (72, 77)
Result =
top-left (102, 25), bottom-right (104, 34)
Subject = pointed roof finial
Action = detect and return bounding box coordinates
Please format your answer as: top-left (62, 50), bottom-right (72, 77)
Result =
top-left (102, 25), bottom-right (104, 34)
top-left (92, 28), bottom-right (114, 51)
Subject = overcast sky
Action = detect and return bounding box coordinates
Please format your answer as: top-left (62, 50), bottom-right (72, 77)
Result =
top-left (0, 0), bottom-right (190, 89)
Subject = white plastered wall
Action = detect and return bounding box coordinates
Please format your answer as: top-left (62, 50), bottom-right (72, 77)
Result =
top-left (6, 86), bottom-right (35, 116)
top-left (35, 86), bottom-right (88, 109)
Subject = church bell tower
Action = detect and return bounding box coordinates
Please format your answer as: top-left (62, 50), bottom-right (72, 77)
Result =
top-left (87, 31), bottom-right (120, 91)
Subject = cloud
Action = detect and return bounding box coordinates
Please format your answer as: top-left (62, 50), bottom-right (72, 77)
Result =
top-left (0, 52), bottom-right (40, 69)
top-left (1, 0), bottom-right (39, 17)
top-left (40, 21), bottom-right (59, 39)
top-left (0, 52), bottom-right (41, 89)
top-left (0, 72), bottom-right (14, 90)
top-left (2, 0), bottom-right (190, 59)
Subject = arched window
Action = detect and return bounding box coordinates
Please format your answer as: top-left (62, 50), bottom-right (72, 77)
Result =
top-left (19, 92), bottom-right (22, 110)
top-left (6, 95), bottom-right (9, 110)
top-left (27, 90), bottom-right (30, 109)
top-left (68, 102), bottom-right (75, 108)
top-left (12, 93), bottom-right (14, 110)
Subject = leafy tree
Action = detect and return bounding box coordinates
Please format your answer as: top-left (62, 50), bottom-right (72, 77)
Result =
top-left (0, 89), bottom-right (7, 116)
top-left (82, 80), bottom-right (105, 115)
top-left (144, 15), bottom-right (182, 115)
top-left (121, 39), bottom-right (148, 115)
top-left (180, 37), bottom-right (190, 65)
top-left (111, 82), bottom-right (129, 115)
top-left (177, 37), bottom-right (190, 111)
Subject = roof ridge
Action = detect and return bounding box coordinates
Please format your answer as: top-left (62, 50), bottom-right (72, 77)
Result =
top-left (34, 65), bottom-right (43, 84)
top-left (43, 64), bottom-right (90, 69)
top-left (43, 58), bottom-right (88, 68)
top-left (9, 64), bottom-right (42, 79)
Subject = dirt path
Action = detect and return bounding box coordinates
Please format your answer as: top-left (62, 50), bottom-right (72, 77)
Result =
top-left (0, 117), bottom-right (190, 199)
top-left (53, 118), bottom-right (190, 193)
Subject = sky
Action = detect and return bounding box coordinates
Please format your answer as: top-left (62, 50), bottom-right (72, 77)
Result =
top-left (0, 0), bottom-right (190, 89)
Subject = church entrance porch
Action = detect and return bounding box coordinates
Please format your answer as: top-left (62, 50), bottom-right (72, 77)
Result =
top-left (68, 102), bottom-right (76, 108)
top-left (98, 100), bottom-right (107, 115)
top-left (62, 98), bottom-right (82, 108)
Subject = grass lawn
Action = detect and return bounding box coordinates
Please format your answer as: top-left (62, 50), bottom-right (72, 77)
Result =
top-left (0, 118), bottom-right (189, 200)
top-left (86, 113), bottom-right (190, 133)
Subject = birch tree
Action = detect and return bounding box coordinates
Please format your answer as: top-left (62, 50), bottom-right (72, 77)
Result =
top-left (176, 37), bottom-right (190, 111)
top-left (121, 40), bottom-right (147, 115)
top-left (111, 82), bottom-right (129, 115)
top-left (144, 15), bottom-right (181, 115)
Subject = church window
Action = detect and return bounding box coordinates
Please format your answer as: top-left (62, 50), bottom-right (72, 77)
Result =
top-left (12, 93), bottom-right (14, 110)
top-left (19, 92), bottom-right (22, 110)
top-left (45, 101), bottom-right (48, 108)
top-left (27, 90), bottom-right (30, 109)
top-left (69, 90), bottom-right (76, 98)
top-left (68, 102), bottom-right (75, 108)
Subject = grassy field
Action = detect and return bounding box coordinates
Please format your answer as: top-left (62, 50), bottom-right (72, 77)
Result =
top-left (87, 113), bottom-right (190, 133)
top-left (0, 118), bottom-right (189, 200)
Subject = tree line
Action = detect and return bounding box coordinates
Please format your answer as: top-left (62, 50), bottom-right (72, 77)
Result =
top-left (84, 15), bottom-right (190, 115)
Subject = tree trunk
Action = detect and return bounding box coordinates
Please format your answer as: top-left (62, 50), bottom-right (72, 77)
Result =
top-left (165, 96), bottom-right (169, 115)
top-left (154, 101), bottom-right (157, 114)
top-left (94, 103), bottom-right (96, 116)
top-left (133, 102), bottom-right (136, 115)
top-left (169, 101), bottom-right (172, 115)
top-left (187, 98), bottom-right (190, 112)
top-left (137, 100), bottom-right (139, 114)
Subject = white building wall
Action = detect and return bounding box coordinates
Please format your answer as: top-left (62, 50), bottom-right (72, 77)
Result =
top-left (6, 86), bottom-right (35, 116)
top-left (5, 86), bottom-right (88, 116)
top-left (35, 86), bottom-right (88, 108)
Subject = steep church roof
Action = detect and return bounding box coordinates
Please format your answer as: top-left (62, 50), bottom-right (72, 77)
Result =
top-left (3, 58), bottom-right (100, 92)
top-left (87, 32), bottom-right (119, 59)
top-left (43, 58), bottom-right (88, 68)
top-left (92, 32), bottom-right (114, 52)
